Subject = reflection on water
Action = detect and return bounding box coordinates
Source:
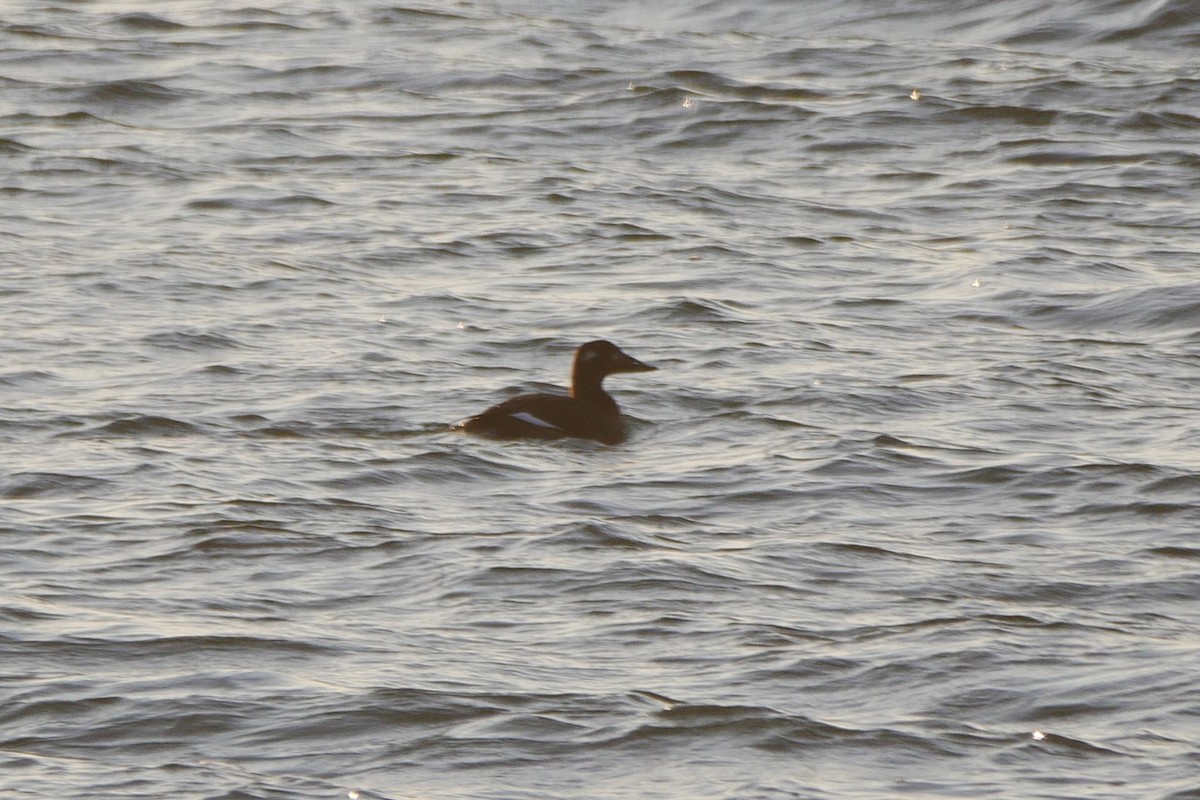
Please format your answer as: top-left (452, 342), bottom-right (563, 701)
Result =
top-left (3, 1), bottom-right (1200, 798)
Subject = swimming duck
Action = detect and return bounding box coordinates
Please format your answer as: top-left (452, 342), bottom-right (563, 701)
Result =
top-left (456, 340), bottom-right (656, 444)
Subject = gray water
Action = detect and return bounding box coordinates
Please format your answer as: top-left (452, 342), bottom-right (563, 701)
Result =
top-left (3, 2), bottom-right (1200, 798)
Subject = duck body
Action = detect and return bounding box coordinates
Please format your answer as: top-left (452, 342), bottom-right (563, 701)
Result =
top-left (457, 340), bottom-right (655, 445)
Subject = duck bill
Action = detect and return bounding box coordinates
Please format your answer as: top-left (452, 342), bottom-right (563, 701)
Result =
top-left (615, 351), bottom-right (657, 373)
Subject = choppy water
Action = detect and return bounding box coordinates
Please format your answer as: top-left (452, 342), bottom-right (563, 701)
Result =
top-left (4, 1), bottom-right (1200, 798)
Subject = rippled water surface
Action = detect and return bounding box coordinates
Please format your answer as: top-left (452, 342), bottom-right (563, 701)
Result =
top-left (4, 1), bottom-right (1200, 798)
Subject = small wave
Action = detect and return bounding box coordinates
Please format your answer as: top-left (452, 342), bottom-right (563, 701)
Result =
top-left (656, 297), bottom-right (756, 324)
top-left (1144, 546), bottom-right (1200, 560)
top-left (90, 415), bottom-right (201, 437)
top-left (0, 369), bottom-right (55, 387)
top-left (140, 330), bottom-right (243, 351)
top-left (940, 105), bottom-right (1058, 127)
top-left (200, 364), bottom-right (244, 376)
top-left (1074, 500), bottom-right (1194, 518)
top-left (0, 136), bottom-right (31, 154)
top-left (1004, 149), bottom-right (1149, 167)
top-left (1098, 0), bottom-right (1200, 48)
top-left (1011, 284), bottom-right (1200, 336)
top-left (370, 7), bottom-right (476, 25)
top-left (1142, 474), bottom-right (1200, 497)
top-left (110, 13), bottom-right (187, 31)
top-left (75, 79), bottom-right (189, 109)
top-left (0, 472), bottom-right (110, 499)
top-left (541, 520), bottom-right (661, 550)
top-left (185, 193), bottom-right (334, 212)
top-left (235, 421), bottom-right (310, 440)
top-left (666, 69), bottom-right (825, 104)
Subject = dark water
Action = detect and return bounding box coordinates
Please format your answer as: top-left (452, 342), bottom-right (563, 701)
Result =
top-left (4, 2), bottom-right (1200, 798)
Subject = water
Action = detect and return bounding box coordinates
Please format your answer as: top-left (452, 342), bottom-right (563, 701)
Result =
top-left (3, 1), bottom-right (1200, 798)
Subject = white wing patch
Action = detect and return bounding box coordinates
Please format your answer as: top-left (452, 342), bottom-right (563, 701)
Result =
top-left (510, 411), bottom-right (561, 430)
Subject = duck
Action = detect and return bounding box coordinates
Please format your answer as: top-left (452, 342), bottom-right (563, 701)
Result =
top-left (456, 340), bottom-right (656, 444)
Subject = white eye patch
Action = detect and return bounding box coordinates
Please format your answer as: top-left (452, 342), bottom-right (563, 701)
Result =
top-left (510, 411), bottom-right (560, 430)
